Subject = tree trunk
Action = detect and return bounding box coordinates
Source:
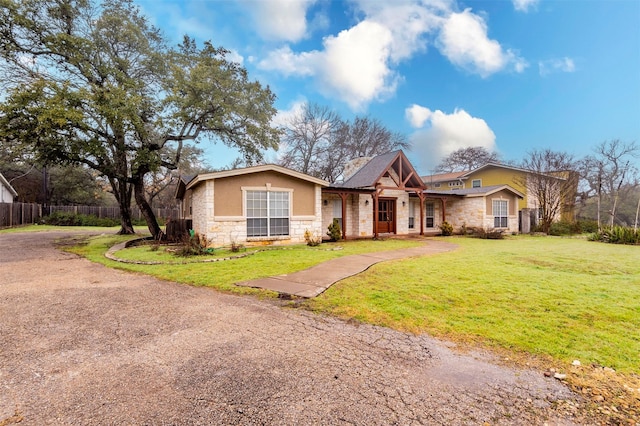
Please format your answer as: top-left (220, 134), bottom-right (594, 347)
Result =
top-left (110, 177), bottom-right (135, 235)
top-left (117, 201), bottom-right (135, 235)
top-left (133, 176), bottom-right (163, 240)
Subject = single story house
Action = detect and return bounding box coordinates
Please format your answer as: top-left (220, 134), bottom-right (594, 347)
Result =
top-left (0, 173), bottom-right (18, 203)
top-left (176, 150), bottom-right (559, 247)
top-left (176, 164), bottom-right (328, 247)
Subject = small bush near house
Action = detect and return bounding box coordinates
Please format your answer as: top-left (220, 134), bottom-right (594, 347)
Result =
top-left (468, 227), bottom-right (505, 239)
top-left (304, 229), bottom-right (322, 246)
top-left (439, 221), bottom-right (453, 236)
top-left (549, 220), bottom-right (579, 236)
top-left (589, 226), bottom-right (640, 245)
top-left (327, 218), bottom-right (342, 242)
top-left (175, 231), bottom-right (214, 256)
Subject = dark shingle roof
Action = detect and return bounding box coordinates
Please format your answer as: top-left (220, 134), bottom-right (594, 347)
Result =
top-left (337, 151), bottom-right (401, 189)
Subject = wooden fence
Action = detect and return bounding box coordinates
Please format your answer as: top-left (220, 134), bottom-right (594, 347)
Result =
top-left (0, 202), bottom-right (42, 228)
top-left (49, 205), bottom-right (180, 221)
top-left (0, 202), bottom-right (179, 228)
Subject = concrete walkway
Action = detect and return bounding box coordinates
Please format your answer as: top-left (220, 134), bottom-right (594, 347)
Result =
top-left (236, 239), bottom-right (458, 298)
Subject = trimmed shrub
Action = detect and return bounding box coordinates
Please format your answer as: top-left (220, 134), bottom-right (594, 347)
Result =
top-left (549, 221), bottom-right (578, 236)
top-left (327, 218), bottom-right (342, 242)
top-left (469, 227), bottom-right (505, 239)
top-left (576, 219), bottom-right (598, 233)
top-left (439, 221), bottom-right (453, 236)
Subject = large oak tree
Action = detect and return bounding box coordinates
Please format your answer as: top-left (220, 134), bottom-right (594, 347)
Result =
top-left (0, 0), bottom-right (279, 237)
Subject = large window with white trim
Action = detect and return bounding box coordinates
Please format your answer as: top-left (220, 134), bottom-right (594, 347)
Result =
top-left (246, 190), bottom-right (290, 237)
top-left (492, 199), bottom-right (508, 228)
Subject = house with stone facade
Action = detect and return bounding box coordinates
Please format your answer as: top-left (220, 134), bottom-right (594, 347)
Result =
top-left (177, 150), bottom-right (573, 246)
top-left (176, 164), bottom-right (328, 247)
top-left (0, 172), bottom-right (18, 203)
top-left (422, 163), bottom-right (574, 233)
top-left (322, 150), bottom-right (427, 239)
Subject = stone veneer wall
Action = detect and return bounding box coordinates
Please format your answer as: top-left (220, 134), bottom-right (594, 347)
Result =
top-left (193, 182), bottom-right (323, 248)
top-left (446, 197), bottom-right (485, 231)
top-left (190, 182), bottom-right (210, 239)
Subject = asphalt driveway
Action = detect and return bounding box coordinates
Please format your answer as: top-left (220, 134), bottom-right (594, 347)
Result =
top-left (0, 231), bottom-right (588, 425)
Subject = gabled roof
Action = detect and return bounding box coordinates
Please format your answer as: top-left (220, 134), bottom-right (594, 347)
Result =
top-left (422, 162), bottom-right (567, 184)
top-left (421, 171), bottom-right (467, 183)
top-left (175, 174), bottom-right (196, 200)
top-left (0, 173), bottom-right (18, 197)
top-left (185, 164), bottom-right (329, 191)
top-left (335, 150), bottom-right (425, 190)
top-left (425, 184), bottom-right (524, 198)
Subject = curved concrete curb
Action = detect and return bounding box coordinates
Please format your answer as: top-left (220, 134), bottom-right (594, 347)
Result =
top-left (236, 240), bottom-right (458, 298)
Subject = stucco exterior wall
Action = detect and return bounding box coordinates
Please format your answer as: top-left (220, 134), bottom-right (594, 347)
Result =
top-left (214, 171), bottom-right (316, 217)
top-left (464, 167), bottom-right (529, 210)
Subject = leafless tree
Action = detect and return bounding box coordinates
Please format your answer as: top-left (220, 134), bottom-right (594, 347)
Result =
top-left (278, 104), bottom-right (409, 182)
top-left (278, 103), bottom-right (344, 178)
top-left (579, 140), bottom-right (639, 228)
top-left (435, 146), bottom-right (500, 172)
top-left (518, 149), bottom-right (578, 234)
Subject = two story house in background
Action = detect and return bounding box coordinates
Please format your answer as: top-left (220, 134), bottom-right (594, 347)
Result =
top-left (422, 163), bottom-right (576, 234)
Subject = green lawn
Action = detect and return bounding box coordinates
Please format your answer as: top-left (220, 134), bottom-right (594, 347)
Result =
top-left (70, 234), bottom-right (423, 294)
top-left (304, 236), bottom-right (640, 374)
top-left (37, 227), bottom-right (640, 374)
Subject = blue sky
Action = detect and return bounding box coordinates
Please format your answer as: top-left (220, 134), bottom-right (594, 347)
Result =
top-left (137, 0), bottom-right (640, 174)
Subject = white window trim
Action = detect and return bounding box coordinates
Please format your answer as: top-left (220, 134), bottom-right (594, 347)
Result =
top-left (492, 198), bottom-right (509, 228)
top-left (242, 185), bottom-right (293, 238)
top-left (472, 179), bottom-right (481, 188)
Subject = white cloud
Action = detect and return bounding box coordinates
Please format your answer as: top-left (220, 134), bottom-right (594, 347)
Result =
top-left (316, 21), bottom-right (398, 110)
top-left (436, 8), bottom-right (527, 77)
top-left (226, 50), bottom-right (244, 65)
top-left (405, 105), bottom-right (496, 171)
top-left (405, 104), bottom-right (433, 128)
top-left (260, 21), bottom-right (398, 110)
top-left (259, 2), bottom-right (527, 110)
top-left (539, 57), bottom-right (576, 76)
top-left (512, 0), bottom-right (539, 13)
top-left (259, 46), bottom-right (317, 76)
top-left (272, 99), bottom-right (307, 128)
top-left (245, 0), bottom-right (318, 42)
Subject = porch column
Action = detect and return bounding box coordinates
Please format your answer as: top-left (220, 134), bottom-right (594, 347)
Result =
top-left (440, 197), bottom-right (447, 222)
top-left (339, 192), bottom-right (348, 240)
top-left (417, 192), bottom-right (425, 236)
top-left (372, 192), bottom-right (379, 239)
